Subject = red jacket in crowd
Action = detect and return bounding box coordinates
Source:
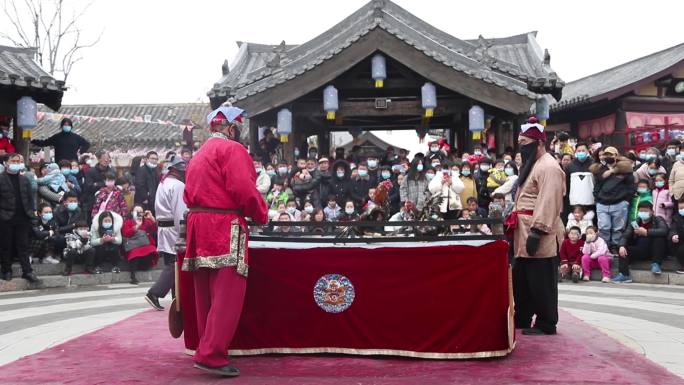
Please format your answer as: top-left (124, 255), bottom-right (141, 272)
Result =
top-left (559, 238), bottom-right (584, 266)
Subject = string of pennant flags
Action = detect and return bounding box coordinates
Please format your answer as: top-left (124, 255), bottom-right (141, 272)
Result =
top-left (37, 111), bottom-right (197, 130)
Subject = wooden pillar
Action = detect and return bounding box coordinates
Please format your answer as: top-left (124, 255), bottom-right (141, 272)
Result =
top-left (248, 118), bottom-right (258, 155)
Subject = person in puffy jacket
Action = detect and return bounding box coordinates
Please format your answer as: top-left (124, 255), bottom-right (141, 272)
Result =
top-left (592, 147), bottom-right (636, 252)
top-left (580, 226), bottom-right (612, 282)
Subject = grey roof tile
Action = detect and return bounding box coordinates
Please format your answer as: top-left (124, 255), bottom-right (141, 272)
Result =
top-left (209, 0), bottom-right (561, 105)
top-left (552, 42), bottom-right (684, 111)
top-left (0, 45), bottom-right (65, 110)
top-left (32, 103), bottom-right (210, 148)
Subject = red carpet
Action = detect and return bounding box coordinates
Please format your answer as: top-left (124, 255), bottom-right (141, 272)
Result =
top-left (1, 310), bottom-right (682, 385)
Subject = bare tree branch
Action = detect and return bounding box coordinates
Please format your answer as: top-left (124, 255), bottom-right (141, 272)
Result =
top-left (0, 0), bottom-right (101, 81)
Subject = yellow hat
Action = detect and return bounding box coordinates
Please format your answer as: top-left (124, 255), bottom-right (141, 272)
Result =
top-left (603, 146), bottom-right (619, 156)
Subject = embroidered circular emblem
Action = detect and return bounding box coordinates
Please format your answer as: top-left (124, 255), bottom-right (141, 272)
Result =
top-left (313, 274), bottom-right (355, 313)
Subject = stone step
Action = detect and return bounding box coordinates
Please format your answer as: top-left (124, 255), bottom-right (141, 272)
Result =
top-left (9, 261), bottom-right (163, 279)
top-left (0, 268), bottom-right (163, 293)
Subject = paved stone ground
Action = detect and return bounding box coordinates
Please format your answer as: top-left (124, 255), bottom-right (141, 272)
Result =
top-left (0, 281), bottom-right (682, 379)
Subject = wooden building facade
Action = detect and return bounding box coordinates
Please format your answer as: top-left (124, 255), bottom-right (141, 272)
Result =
top-left (549, 42), bottom-right (684, 151)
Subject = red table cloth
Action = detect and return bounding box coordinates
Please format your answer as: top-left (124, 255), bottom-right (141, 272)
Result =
top-left (179, 240), bottom-right (514, 359)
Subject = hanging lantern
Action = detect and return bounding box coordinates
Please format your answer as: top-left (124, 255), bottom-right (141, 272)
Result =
top-left (371, 54), bottom-right (386, 88)
top-left (277, 108), bottom-right (292, 143)
top-left (421, 82), bottom-right (437, 118)
top-left (469, 105), bottom-right (485, 140)
top-left (17, 96), bottom-right (37, 139)
top-left (536, 98), bottom-right (550, 127)
top-left (323, 85), bottom-right (339, 121)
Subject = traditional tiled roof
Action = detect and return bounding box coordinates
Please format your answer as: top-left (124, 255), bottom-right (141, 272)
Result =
top-left (208, 0), bottom-right (563, 108)
top-left (0, 45), bottom-right (66, 110)
top-left (552, 42), bottom-right (684, 112)
top-left (32, 103), bottom-right (210, 148)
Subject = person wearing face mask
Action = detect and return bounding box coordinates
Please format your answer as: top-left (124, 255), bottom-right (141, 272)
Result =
top-left (428, 164), bottom-right (465, 219)
top-left (565, 142), bottom-right (595, 212)
top-left (300, 200), bottom-right (315, 221)
top-left (661, 140), bottom-right (681, 173)
top-left (122, 206), bottom-right (159, 285)
top-left (312, 157), bottom-right (333, 209)
top-left (134, 151), bottom-right (161, 214)
top-left (629, 179), bottom-right (653, 224)
top-left (365, 156), bottom-right (380, 184)
top-left (426, 140), bottom-right (447, 164)
top-left (379, 165), bottom-right (400, 213)
top-left (400, 158), bottom-right (429, 212)
top-left (62, 220), bottom-right (96, 276)
top-left (339, 200), bottom-right (360, 222)
top-left (635, 158), bottom-right (666, 185)
top-left (331, 160), bottom-right (352, 207)
top-left (0, 153), bottom-right (40, 283)
top-left (475, 158), bottom-right (493, 212)
top-left (668, 199), bottom-right (684, 274)
top-left (0, 118), bottom-right (15, 157)
top-left (591, 146), bottom-right (636, 255)
top-left (284, 200), bottom-right (302, 221)
top-left (511, 117), bottom-right (566, 336)
top-left (31, 203), bottom-right (65, 264)
top-left (253, 159), bottom-right (271, 201)
top-left (580, 226), bottom-right (612, 283)
top-left (493, 161), bottom-right (519, 202)
top-left (31, 118), bottom-right (90, 162)
top-left (54, 191), bottom-right (86, 235)
top-left (58, 159), bottom-right (81, 195)
top-left (90, 210), bottom-right (124, 275)
top-left (91, 172), bottom-right (129, 219)
top-left (614, 201), bottom-right (667, 282)
top-left (351, 162), bottom-right (373, 207)
top-left (292, 168), bottom-right (317, 207)
top-left (651, 173), bottom-right (673, 226)
top-left (458, 162), bottom-right (478, 206)
top-left (83, 151), bottom-right (115, 222)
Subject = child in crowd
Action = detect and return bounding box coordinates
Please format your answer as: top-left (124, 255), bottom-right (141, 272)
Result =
top-left (486, 159), bottom-right (507, 196)
top-left (31, 203), bottom-right (64, 264)
top-left (457, 208), bottom-right (492, 235)
top-left (266, 178), bottom-right (290, 211)
top-left (652, 173), bottom-right (673, 226)
top-left (285, 199), bottom-right (302, 221)
top-left (62, 221), bottom-right (96, 276)
top-left (566, 205), bottom-right (594, 235)
top-left (488, 193), bottom-right (510, 236)
top-left (629, 179), bottom-right (653, 223)
top-left (324, 195), bottom-right (341, 221)
top-left (559, 226), bottom-right (584, 283)
top-left (581, 226), bottom-right (612, 283)
top-left (466, 197), bottom-right (487, 218)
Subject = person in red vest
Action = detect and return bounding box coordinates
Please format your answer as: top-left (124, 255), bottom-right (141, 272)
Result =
top-left (181, 106), bottom-right (268, 377)
top-left (0, 118), bottom-right (16, 159)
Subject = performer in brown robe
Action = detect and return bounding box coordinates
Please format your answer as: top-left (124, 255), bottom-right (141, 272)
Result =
top-left (512, 117), bottom-right (566, 335)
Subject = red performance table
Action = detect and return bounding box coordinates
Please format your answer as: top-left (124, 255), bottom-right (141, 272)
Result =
top-left (179, 239), bottom-right (514, 359)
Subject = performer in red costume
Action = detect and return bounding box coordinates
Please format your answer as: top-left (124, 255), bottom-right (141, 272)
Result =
top-left (181, 105), bottom-right (268, 377)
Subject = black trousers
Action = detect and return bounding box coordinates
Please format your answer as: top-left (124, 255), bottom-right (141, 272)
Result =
top-left (149, 251), bottom-right (176, 298)
top-left (513, 256), bottom-right (559, 333)
top-left (0, 216), bottom-right (33, 275)
top-left (63, 248), bottom-right (96, 270)
top-left (620, 238), bottom-right (666, 275)
top-left (94, 244), bottom-right (121, 268)
top-left (129, 254), bottom-right (152, 275)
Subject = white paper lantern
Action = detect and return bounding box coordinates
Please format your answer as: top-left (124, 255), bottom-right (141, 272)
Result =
top-left (323, 85), bottom-right (339, 120)
top-left (371, 54), bottom-right (387, 88)
top-left (469, 105), bottom-right (485, 132)
top-left (17, 96), bottom-right (37, 129)
top-left (421, 82), bottom-right (437, 118)
top-left (277, 108), bottom-right (292, 142)
top-left (536, 98), bottom-right (550, 123)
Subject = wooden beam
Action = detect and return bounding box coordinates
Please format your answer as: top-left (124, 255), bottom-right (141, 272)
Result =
top-left (291, 99), bottom-right (464, 118)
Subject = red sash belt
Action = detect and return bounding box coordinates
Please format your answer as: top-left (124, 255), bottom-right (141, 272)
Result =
top-left (504, 210), bottom-right (534, 237)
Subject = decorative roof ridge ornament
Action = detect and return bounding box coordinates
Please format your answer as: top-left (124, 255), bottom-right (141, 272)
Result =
top-left (222, 60), bottom-right (230, 76)
top-left (372, 0), bottom-right (386, 21)
top-left (267, 40), bottom-right (287, 69)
